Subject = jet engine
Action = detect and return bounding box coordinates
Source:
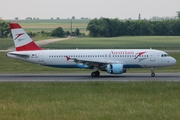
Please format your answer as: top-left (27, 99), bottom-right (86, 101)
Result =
top-left (106, 64), bottom-right (126, 74)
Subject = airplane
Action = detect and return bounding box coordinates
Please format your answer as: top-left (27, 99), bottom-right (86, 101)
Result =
top-left (7, 23), bottom-right (176, 77)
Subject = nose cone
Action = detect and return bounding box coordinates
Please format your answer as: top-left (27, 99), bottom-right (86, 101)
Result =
top-left (170, 57), bottom-right (176, 65)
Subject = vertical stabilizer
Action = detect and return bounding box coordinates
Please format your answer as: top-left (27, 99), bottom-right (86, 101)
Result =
top-left (9, 23), bottom-right (42, 51)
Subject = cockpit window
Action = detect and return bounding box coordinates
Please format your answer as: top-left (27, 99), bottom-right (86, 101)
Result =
top-left (161, 54), bottom-right (169, 57)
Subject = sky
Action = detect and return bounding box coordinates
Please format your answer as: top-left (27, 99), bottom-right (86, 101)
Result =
top-left (0, 0), bottom-right (180, 20)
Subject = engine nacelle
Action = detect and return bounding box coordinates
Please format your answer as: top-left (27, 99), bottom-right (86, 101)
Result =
top-left (106, 64), bottom-right (125, 74)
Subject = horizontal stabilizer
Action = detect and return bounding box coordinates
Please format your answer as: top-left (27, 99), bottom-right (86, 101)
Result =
top-left (7, 52), bottom-right (30, 58)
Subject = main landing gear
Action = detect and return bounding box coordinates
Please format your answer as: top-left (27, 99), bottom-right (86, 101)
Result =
top-left (91, 71), bottom-right (100, 77)
top-left (151, 67), bottom-right (155, 77)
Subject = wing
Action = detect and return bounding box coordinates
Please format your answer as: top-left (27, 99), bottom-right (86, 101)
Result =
top-left (66, 56), bottom-right (124, 68)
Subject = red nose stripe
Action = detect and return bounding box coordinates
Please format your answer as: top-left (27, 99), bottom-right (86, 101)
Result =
top-left (10, 23), bottom-right (22, 29)
top-left (16, 41), bottom-right (42, 51)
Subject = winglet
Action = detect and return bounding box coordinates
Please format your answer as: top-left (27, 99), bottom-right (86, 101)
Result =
top-left (9, 23), bottom-right (42, 51)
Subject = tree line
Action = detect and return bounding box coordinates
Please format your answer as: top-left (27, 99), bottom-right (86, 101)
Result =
top-left (87, 18), bottom-right (180, 37)
top-left (0, 20), bottom-right (11, 38)
top-left (0, 20), bottom-right (81, 38)
top-left (1, 18), bottom-right (180, 38)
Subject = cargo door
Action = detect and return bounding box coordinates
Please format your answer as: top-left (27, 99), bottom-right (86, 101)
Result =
top-left (38, 51), bottom-right (44, 62)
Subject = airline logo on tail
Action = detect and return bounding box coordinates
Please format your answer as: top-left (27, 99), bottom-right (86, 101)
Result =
top-left (15, 33), bottom-right (25, 40)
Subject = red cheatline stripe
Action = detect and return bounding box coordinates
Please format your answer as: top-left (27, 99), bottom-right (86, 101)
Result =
top-left (16, 41), bottom-right (42, 51)
top-left (9, 23), bottom-right (22, 29)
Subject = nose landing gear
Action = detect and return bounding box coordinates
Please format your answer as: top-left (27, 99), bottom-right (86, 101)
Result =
top-left (151, 67), bottom-right (155, 77)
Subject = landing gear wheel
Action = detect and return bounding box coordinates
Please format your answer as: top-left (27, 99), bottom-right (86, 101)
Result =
top-left (151, 73), bottom-right (155, 77)
top-left (151, 67), bottom-right (155, 77)
top-left (91, 71), bottom-right (100, 77)
top-left (96, 71), bottom-right (100, 76)
top-left (91, 72), bottom-right (96, 77)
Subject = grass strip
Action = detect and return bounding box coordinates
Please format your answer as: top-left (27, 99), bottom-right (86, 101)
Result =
top-left (42, 36), bottom-right (180, 50)
top-left (0, 82), bottom-right (180, 120)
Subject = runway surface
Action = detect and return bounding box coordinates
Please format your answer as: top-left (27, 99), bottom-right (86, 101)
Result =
top-left (0, 73), bottom-right (179, 82)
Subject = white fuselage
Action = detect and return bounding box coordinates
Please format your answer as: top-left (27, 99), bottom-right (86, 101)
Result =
top-left (7, 49), bottom-right (176, 70)
top-left (8, 23), bottom-right (177, 77)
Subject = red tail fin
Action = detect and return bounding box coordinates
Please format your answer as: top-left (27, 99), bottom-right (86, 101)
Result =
top-left (10, 23), bottom-right (42, 51)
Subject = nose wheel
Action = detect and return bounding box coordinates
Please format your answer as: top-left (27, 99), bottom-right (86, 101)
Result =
top-left (91, 71), bottom-right (100, 77)
top-left (151, 67), bottom-right (155, 77)
top-left (151, 73), bottom-right (155, 77)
